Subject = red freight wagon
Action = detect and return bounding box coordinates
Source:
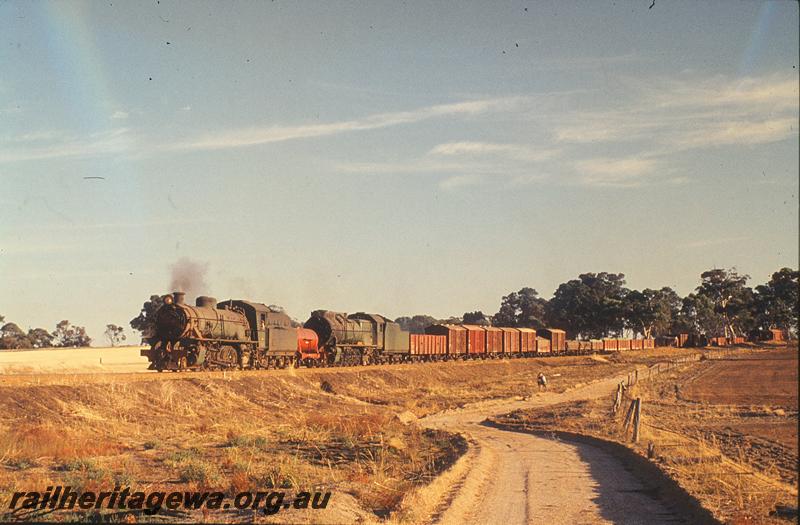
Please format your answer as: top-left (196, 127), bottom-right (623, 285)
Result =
top-left (500, 327), bottom-right (521, 354)
top-left (590, 339), bottom-right (603, 351)
top-left (630, 339), bottom-right (643, 350)
top-left (539, 328), bottom-right (566, 353)
top-left (603, 338), bottom-right (618, 351)
top-left (617, 339), bottom-right (631, 351)
top-left (425, 324), bottom-right (467, 355)
top-left (484, 326), bottom-right (503, 355)
top-left (644, 338), bottom-right (655, 349)
top-left (711, 336), bottom-right (727, 347)
top-left (566, 340), bottom-right (581, 352)
top-left (536, 337), bottom-right (551, 354)
top-left (461, 324), bottom-right (487, 355)
top-left (769, 328), bottom-right (785, 342)
top-left (518, 328), bottom-right (537, 354)
top-left (410, 334), bottom-right (446, 356)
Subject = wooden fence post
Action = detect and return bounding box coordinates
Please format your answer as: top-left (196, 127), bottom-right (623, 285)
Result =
top-left (633, 398), bottom-right (642, 443)
top-left (623, 399), bottom-right (636, 432)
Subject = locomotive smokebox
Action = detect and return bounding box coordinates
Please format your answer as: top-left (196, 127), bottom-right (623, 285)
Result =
top-left (196, 296), bottom-right (217, 308)
top-left (173, 291), bottom-right (186, 304)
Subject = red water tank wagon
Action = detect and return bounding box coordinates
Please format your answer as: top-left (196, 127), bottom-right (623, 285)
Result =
top-left (297, 328), bottom-right (320, 358)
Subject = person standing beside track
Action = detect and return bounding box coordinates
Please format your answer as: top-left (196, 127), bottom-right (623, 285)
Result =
top-left (537, 372), bottom-right (547, 391)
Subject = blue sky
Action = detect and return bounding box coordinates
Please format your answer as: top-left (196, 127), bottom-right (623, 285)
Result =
top-left (1, 1), bottom-right (798, 343)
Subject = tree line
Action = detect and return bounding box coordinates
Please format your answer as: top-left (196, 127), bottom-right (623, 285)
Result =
top-left (395, 267), bottom-right (798, 341)
top-left (0, 316), bottom-right (128, 350)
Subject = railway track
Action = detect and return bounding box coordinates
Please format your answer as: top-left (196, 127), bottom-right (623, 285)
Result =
top-left (0, 350), bottom-right (617, 386)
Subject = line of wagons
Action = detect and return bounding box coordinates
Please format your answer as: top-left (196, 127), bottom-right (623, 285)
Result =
top-left (413, 324), bottom-right (655, 359)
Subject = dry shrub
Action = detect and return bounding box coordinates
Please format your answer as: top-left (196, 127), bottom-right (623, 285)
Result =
top-left (228, 470), bottom-right (250, 494)
top-left (361, 483), bottom-right (407, 518)
top-left (304, 410), bottom-right (390, 442)
top-left (178, 458), bottom-right (222, 487)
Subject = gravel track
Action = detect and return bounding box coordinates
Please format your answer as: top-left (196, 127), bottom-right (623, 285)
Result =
top-left (419, 373), bottom-right (688, 525)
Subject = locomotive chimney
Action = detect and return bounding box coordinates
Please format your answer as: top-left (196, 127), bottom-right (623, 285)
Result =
top-left (173, 291), bottom-right (185, 304)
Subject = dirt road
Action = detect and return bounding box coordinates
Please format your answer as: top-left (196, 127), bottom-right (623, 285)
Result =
top-left (419, 373), bottom-right (688, 524)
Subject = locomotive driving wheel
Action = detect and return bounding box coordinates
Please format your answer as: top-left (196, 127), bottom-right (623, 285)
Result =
top-left (218, 346), bottom-right (238, 368)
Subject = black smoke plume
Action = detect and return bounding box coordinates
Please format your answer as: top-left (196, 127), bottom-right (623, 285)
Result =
top-left (169, 257), bottom-right (209, 300)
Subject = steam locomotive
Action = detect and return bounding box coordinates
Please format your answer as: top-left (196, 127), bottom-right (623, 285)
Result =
top-left (142, 292), bottom-right (653, 371)
top-left (142, 292), bottom-right (321, 371)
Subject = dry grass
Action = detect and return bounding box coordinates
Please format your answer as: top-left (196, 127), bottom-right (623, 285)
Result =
top-left (0, 348), bottom-right (706, 522)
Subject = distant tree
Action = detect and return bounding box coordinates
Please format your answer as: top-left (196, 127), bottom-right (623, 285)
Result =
top-left (546, 273), bottom-right (628, 339)
top-left (695, 268), bottom-right (755, 338)
top-left (52, 320), bottom-right (92, 348)
top-left (462, 311), bottom-right (490, 325)
top-left (752, 268), bottom-right (799, 338)
top-left (623, 287), bottom-right (682, 339)
top-left (104, 324), bottom-right (126, 346)
top-left (0, 322), bottom-right (32, 349)
top-left (395, 315), bottom-right (438, 334)
top-left (27, 328), bottom-right (54, 349)
top-left (674, 293), bottom-right (719, 335)
top-left (130, 294), bottom-right (165, 342)
top-left (493, 288), bottom-right (547, 328)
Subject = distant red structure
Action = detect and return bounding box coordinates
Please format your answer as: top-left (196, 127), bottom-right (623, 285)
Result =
top-left (769, 328), bottom-right (786, 342)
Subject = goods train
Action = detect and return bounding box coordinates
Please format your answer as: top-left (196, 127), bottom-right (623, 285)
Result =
top-left (142, 292), bottom-right (655, 371)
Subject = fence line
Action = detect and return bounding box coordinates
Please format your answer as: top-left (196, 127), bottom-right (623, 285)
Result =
top-left (605, 346), bottom-right (797, 506)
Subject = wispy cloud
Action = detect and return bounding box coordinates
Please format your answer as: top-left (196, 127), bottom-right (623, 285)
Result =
top-left (2, 72), bottom-right (794, 195)
top-left (338, 139), bottom-right (557, 190)
top-left (337, 160), bottom-right (475, 174)
top-left (575, 157), bottom-right (659, 188)
top-left (337, 73), bottom-right (797, 191)
top-left (0, 97), bottom-right (528, 164)
top-left (0, 128), bottom-right (132, 164)
top-left (651, 75), bottom-right (798, 111)
top-left (429, 141), bottom-right (559, 162)
top-left (675, 117), bottom-right (796, 149)
top-left (555, 73), bottom-right (798, 152)
top-left (168, 97), bottom-right (527, 151)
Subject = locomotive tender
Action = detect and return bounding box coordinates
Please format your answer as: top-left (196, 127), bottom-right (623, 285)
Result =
top-left (142, 292), bottom-right (654, 371)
